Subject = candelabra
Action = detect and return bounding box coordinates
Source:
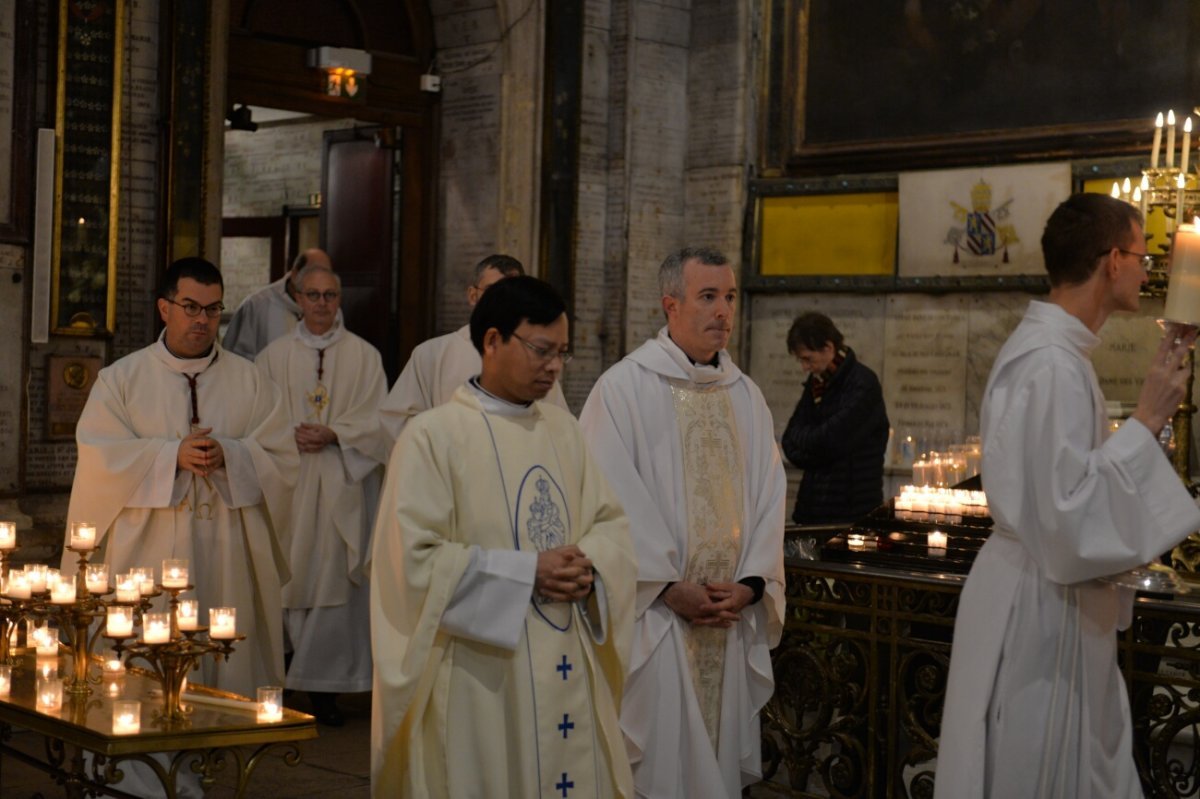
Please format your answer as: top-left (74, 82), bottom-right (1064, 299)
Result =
top-left (0, 524), bottom-right (23, 665)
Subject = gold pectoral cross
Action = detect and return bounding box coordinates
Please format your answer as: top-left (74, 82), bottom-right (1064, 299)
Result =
top-left (306, 382), bottom-right (330, 421)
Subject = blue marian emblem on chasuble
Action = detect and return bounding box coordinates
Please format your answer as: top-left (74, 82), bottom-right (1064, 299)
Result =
top-left (516, 467), bottom-right (572, 628)
top-left (526, 476), bottom-right (567, 551)
top-left (945, 179), bottom-right (1019, 264)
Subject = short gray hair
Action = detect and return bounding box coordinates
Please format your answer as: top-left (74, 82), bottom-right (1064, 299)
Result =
top-left (296, 263), bottom-right (341, 291)
top-left (658, 247), bottom-right (729, 298)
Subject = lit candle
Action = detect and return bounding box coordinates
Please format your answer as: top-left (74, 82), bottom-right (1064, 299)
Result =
top-left (36, 677), bottom-right (63, 711)
top-left (50, 581), bottom-right (76, 605)
top-left (928, 530), bottom-right (949, 551)
top-left (1153, 111), bottom-right (1165, 168)
top-left (1184, 117), bottom-right (1194, 176)
top-left (106, 607), bottom-right (134, 638)
top-left (177, 599), bottom-right (199, 631)
top-left (209, 607), bottom-right (237, 639)
top-left (106, 679), bottom-right (122, 697)
top-left (113, 700), bottom-right (141, 734)
top-left (1166, 220), bottom-right (1200, 324)
top-left (1168, 109), bottom-right (1177, 168)
top-left (1122, 176), bottom-right (1132, 200)
top-left (68, 522), bottom-right (97, 551)
top-left (846, 534), bottom-right (866, 551)
top-left (33, 626), bottom-right (58, 656)
top-left (1140, 175), bottom-right (1150, 219)
top-left (103, 655), bottom-right (125, 675)
top-left (1110, 181), bottom-right (1121, 199)
top-left (5, 571), bottom-right (30, 599)
top-left (0, 664), bottom-right (10, 695)
top-left (257, 686), bottom-right (284, 723)
top-left (136, 567), bottom-right (155, 596)
top-left (161, 559), bottom-right (188, 589)
top-left (115, 574), bottom-right (140, 603)
top-left (0, 521), bottom-right (15, 550)
top-left (45, 568), bottom-right (60, 591)
top-left (142, 613), bottom-right (171, 644)
top-left (25, 564), bottom-right (48, 594)
top-left (85, 564), bottom-right (109, 594)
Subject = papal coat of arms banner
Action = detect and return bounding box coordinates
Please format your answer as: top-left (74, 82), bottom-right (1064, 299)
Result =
top-left (898, 163), bottom-right (1071, 277)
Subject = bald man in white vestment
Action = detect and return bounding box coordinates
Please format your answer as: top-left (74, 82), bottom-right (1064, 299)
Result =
top-left (370, 276), bottom-right (636, 798)
top-left (579, 247), bottom-right (786, 799)
top-left (379, 254), bottom-right (567, 443)
top-left (223, 247), bottom-right (331, 360)
top-left (257, 264), bottom-right (389, 726)
top-left (935, 193), bottom-right (1200, 799)
top-left (65, 257), bottom-right (297, 699)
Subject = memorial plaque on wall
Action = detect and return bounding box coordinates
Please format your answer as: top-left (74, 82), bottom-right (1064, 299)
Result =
top-left (46, 355), bottom-right (101, 440)
top-left (51, 0), bottom-right (125, 335)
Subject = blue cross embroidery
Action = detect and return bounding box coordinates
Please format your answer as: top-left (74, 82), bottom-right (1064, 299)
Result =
top-left (556, 654), bottom-right (572, 681)
top-left (556, 773), bottom-right (574, 797)
top-left (558, 713), bottom-right (574, 739)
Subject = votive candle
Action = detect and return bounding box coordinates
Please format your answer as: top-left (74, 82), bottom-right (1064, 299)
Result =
top-left (85, 564), bottom-right (109, 594)
top-left (113, 699), bottom-right (140, 734)
top-left (68, 521), bottom-right (97, 551)
top-left (36, 676), bottom-right (63, 711)
top-left (115, 574), bottom-right (139, 603)
top-left (5, 570), bottom-right (30, 599)
top-left (177, 599), bottom-right (199, 631)
top-left (846, 534), bottom-right (866, 551)
top-left (32, 625), bottom-right (57, 656)
top-left (103, 654), bottom-right (125, 675)
top-left (107, 606), bottom-right (134, 638)
top-left (928, 530), bottom-right (949, 555)
top-left (0, 521), bottom-right (15, 550)
top-left (161, 559), bottom-right (188, 589)
top-left (50, 581), bottom-right (76, 605)
top-left (142, 613), bottom-right (171, 644)
top-left (135, 567), bottom-right (155, 596)
top-left (0, 664), bottom-right (10, 695)
top-left (257, 686), bottom-right (283, 723)
top-left (25, 564), bottom-right (48, 594)
top-left (210, 607), bottom-right (237, 639)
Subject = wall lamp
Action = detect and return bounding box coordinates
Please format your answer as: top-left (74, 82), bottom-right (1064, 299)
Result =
top-left (307, 46), bottom-right (372, 99)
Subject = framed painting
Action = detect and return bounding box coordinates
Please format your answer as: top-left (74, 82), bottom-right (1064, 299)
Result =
top-left (763, 0), bottom-right (1200, 174)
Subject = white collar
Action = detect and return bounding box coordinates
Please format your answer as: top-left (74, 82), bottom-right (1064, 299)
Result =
top-left (294, 311), bottom-right (346, 349)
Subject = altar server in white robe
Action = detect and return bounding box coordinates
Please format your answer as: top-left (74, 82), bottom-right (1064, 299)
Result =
top-left (936, 193), bottom-right (1200, 799)
top-left (223, 247), bottom-right (331, 360)
top-left (257, 263), bottom-right (389, 725)
top-left (379, 254), bottom-right (567, 443)
top-left (579, 247), bottom-right (787, 799)
top-left (371, 275), bottom-right (636, 798)
top-left (65, 257), bottom-right (297, 698)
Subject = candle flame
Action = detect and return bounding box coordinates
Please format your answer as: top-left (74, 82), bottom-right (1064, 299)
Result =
top-left (1142, 175), bottom-right (1150, 190)
top-left (1169, 109), bottom-right (1177, 125)
top-left (1111, 182), bottom-right (1121, 198)
top-left (1123, 177), bottom-right (1132, 193)
top-left (1157, 111), bottom-right (1165, 127)
top-left (1134, 186), bottom-right (1142, 202)
top-left (1188, 117), bottom-right (1195, 133)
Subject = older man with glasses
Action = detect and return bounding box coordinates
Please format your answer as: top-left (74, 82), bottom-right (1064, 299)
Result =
top-left (257, 263), bottom-right (390, 726)
top-left (63, 257), bottom-right (298, 701)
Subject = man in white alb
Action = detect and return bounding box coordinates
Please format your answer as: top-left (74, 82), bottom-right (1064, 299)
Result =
top-left (65, 257), bottom-right (297, 698)
top-left (379, 254), bottom-right (567, 442)
top-left (257, 263), bottom-right (389, 726)
top-left (223, 247), bottom-right (332, 360)
top-left (371, 276), bottom-right (635, 797)
top-left (935, 193), bottom-right (1200, 798)
top-left (580, 247), bottom-right (786, 798)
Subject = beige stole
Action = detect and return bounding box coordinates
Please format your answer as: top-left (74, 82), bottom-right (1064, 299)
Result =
top-left (669, 379), bottom-right (745, 750)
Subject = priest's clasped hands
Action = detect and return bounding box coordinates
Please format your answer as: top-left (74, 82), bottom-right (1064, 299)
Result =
top-left (535, 545), bottom-right (595, 602)
top-left (663, 580), bottom-right (754, 628)
top-left (294, 422), bottom-right (338, 453)
top-left (177, 427), bottom-right (224, 477)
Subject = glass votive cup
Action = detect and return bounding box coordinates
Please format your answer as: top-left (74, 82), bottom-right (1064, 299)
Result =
top-left (85, 564), bottom-right (110, 594)
top-left (135, 567), bottom-right (155, 596)
top-left (257, 686), bottom-right (283, 723)
top-left (25, 564), bottom-right (48, 594)
top-left (113, 699), bottom-right (141, 734)
top-left (36, 658), bottom-right (58, 680)
top-left (115, 573), bottom-right (140, 603)
top-left (0, 520), bottom-right (16, 550)
top-left (142, 613), bottom-right (171, 644)
top-left (36, 676), bottom-right (63, 711)
top-left (846, 533), bottom-right (867, 551)
top-left (32, 624), bottom-right (58, 656)
top-left (106, 677), bottom-right (124, 697)
top-left (161, 559), bottom-right (189, 589)
top-left (68, 521), bottom-right (97, 551)
top-left (177, 599), bottom-right (199, 631)
top-left (106, 606), bottom-right (134, 638)
top-left (102, 651), bottom-right (125, 676)
top-left (0, 664), bottom-right (10, 695)
top-left (5, 569), bottom-right (30, 599)
top-left (50, 580), bottom-right (76, 605)
top-left (209, 607), bottom-right (237, 639)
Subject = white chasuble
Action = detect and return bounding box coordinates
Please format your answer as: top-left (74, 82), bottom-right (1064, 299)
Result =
top-left (370, 386), bottom-right (635, 798)
top-left (669, 380), bottom-right (744, 749)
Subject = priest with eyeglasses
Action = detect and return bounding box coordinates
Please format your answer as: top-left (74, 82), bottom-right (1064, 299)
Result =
top-left (63, 257), bottom-right (297, 699)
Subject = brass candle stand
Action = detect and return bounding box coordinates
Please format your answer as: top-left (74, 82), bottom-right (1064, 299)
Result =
top-left (0, 544), bottom-right (25, 664)
top-left (107, 585), bottom-right (243, 722)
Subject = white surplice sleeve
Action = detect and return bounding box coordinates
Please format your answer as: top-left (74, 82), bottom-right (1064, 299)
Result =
top-left (440, 547), bottom-right (536, 650)
top-left (983, 351), bottom-right (1200, 585)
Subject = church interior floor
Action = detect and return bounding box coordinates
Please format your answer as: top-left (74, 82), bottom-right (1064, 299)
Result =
top-left (0, 691), bottom-right (371, 798)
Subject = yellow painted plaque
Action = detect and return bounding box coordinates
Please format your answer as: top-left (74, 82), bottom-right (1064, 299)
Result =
top-left (759, 193), bottom-right (898, 276)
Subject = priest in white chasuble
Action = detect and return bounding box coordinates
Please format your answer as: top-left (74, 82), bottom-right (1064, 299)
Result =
top-left (371, 276), bottom-right (635, 798)
top-left (256, 263), bottom-right (389, 725)
top-left (579, 247), bottom-right (786, 799)
top-left (65, 258), bottom-right (297, 698)
top-left (378, 254), bottom-right (568, 444)
top-left (936, 194), bottom-right (1200, 799)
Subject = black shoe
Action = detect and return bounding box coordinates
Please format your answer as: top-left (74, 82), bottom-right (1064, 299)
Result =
top-left (309, 691), bottom-right (345, 727)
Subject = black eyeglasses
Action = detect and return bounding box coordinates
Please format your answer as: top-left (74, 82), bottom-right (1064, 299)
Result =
top-left (301, 290), bottom-right (340, 303)
top-left (512, 332), bottom-right (573, 365)
top-left (165, 298), bottom-right (224, 318)
top-left (1098, 248), bottom-right (1154, 270)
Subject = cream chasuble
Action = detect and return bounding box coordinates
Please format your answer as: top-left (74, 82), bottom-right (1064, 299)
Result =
top-left (65, 336), bottom-right (298, 697)
top-left (579, 328), bottom-right (786, 799)
top-left (371, 385), bottom-right (635, 798)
